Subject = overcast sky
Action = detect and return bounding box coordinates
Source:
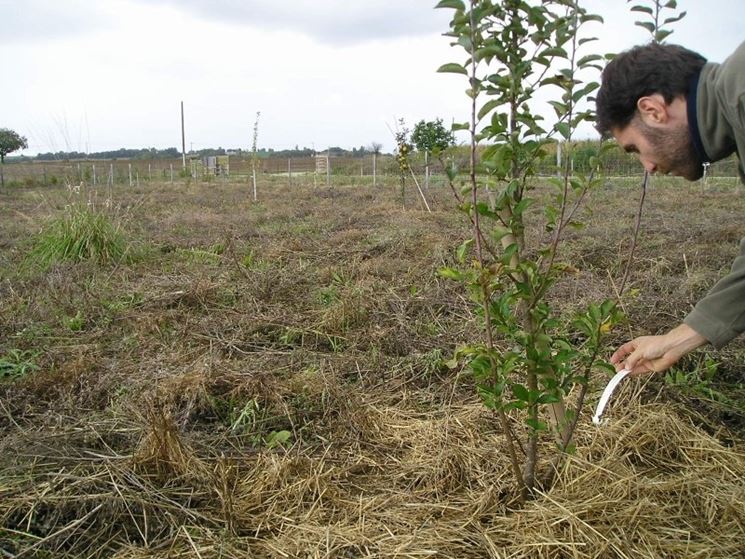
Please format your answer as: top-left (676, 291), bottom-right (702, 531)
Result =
top-left (2, 0), bottom-right (742, 156)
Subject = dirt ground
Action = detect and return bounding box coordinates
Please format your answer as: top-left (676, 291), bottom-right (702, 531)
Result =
top-left (1, 176), bottom-right (744, 557)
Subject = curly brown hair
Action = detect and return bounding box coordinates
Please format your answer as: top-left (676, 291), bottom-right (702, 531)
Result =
top-left (595, 43), bottom-right (707, 137)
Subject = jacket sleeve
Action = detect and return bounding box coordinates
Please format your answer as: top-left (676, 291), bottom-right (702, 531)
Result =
top-left (684, 237), bottom-right (745, 348)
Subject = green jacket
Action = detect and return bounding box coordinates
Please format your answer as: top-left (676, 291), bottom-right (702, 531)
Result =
top-left (684, 40), bottom-right (745, 348)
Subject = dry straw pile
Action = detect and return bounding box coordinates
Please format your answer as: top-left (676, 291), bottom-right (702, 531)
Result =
top-left (2, 381), bottom-right (744, 558)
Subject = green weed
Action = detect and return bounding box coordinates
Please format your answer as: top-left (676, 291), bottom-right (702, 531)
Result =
top-left (65, 310), bottom-right (86, 332)
top-left (0, 349), bottom-right (40, 379)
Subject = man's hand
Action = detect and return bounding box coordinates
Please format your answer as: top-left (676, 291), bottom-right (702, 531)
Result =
top-left (610, 323), bottom-right (708, 375)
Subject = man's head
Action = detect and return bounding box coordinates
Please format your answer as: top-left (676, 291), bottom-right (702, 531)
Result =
top-left (595, 43), bottom-right (707, 180)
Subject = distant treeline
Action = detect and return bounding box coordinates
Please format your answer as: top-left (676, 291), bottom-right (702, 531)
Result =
top-left (11, 145), bottom-right (384, 163)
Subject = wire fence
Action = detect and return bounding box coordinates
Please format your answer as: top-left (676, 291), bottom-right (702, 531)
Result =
top-left (1, 150), bottom-right (740, 188)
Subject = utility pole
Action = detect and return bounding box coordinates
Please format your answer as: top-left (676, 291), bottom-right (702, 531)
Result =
top-left (181, 101), bottom-right (186, 170)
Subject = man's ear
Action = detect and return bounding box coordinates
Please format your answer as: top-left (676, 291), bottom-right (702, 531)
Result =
top-left (636, 94), bottom-right (669, 125)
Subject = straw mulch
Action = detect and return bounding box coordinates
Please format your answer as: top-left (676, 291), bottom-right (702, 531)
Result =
top-left (1, 380), bottom-right (744, 559)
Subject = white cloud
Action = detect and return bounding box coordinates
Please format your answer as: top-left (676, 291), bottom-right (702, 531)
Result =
top-left (136, 0), bottom-right (451, 45)
top-left (1, 0), bottom-right (742, 155)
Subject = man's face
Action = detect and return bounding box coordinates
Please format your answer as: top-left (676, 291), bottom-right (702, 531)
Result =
top-left (612, 117), bottom-right (703, 181)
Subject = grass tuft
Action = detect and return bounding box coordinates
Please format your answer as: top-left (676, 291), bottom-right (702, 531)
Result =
top-left (27, 202), bottom-right (129, 268)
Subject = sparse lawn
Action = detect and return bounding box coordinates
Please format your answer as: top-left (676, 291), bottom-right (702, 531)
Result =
top-left (1, 177), bottom-right (744, 557)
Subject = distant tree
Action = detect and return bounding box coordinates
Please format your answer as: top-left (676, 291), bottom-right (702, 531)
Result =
top-left (0, 128), bottom-right (29, 188)
top-left (412, 119), bottom-right (455, 188)
top-left (412, 118), bottom-right (454, 155)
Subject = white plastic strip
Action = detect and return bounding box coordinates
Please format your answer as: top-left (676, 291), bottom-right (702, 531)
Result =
top-left (592, 369), bottom-right (631, 425)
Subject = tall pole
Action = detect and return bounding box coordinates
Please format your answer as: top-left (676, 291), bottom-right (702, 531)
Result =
top-left (181, 101), bottom-right (186, 170)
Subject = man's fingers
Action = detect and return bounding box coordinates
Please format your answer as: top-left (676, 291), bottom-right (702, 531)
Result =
top-left (611, 341), bottom-right (636, 365)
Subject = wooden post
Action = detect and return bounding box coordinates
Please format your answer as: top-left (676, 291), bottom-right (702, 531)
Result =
top-left (425, 151), bottom-right (429, 189)
top-left (181, 101), bottom-right (186, 170)
top-left (136, 171), bottom-right (140, 187)
top-left (326, 152), bottom-right (331, 188)
top-left (109, 164), bottom-right (113, 186)
top-left (288, 158), bottom-right (292, 187)
top-left (170, 163), bottom-right (174, 183)
top-left (373, 153), bottom-right (377, 187)
top-left (128, 163), bottom-right (132, 187)
top-left (148, 163), bottom-right (151, 181)
top-left (92, 164), bottom-right (96, 186)
top-left (252, 168), bottom-right (257, 201)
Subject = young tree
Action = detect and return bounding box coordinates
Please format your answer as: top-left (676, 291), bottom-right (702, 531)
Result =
top-left (412, 118), bottom-right (455, 189)
top-left (0, 128), bottom-right (29, 188)
top-left (437, 0), bottom-right (617, 501)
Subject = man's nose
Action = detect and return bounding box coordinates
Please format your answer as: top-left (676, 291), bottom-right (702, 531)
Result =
top-left (640, 157), bottom-right (657, 174)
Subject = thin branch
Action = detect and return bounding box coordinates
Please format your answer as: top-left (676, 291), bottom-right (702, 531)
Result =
top-left (618, 171), bottom-right (649, 296)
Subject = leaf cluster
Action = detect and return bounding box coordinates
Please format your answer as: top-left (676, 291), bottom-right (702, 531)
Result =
top-left (627, 0), bottom-right (686, 43)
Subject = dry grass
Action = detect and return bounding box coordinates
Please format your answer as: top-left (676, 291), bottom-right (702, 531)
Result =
top-left (1, 177), bottom-right (745, 557)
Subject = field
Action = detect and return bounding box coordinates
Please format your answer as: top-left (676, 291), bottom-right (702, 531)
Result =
top-left (1, 176), bottom-right (745, 558)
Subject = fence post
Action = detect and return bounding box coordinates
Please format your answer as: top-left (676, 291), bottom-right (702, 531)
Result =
top-left (170, 164), bottom-right (174, 183)
top-left (128, 163), bottom-right (132, 187)
top-left (93, 164), bottom-right (97, 186)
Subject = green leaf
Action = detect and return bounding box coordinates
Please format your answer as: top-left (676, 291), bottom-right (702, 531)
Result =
top-left (457, 35), bottom-right (473, 51)
top-left (577, 54), bottom-right (603, 66)
top-left (538, 392), bottom-right (561, 404)
top-left (435, 0), bottom-right (465, 9)
top-left (437, 63), bottom-right (468, 75)
top-left (265, 430), bottom-right (292, 449)
top-left (539, 47), bottom-right (568, 58)
top-left (526, 418), bottom-right (548, 431)
top-left (477, 99), bottom-right (502, 122)
top-left (490, 225), bottom-right (512, 244)
top-left (555, 122), bottom-right (571, 140)
top-left (456, 239), bottom-right (473, 263)
top-left (501, 243), bottom-right (518, 266)
top-left (629, 5), bottom-right (654, 15)
top-left (655, 29), bottom-right (673, 42)
top-left (663, 12), bottom-right (686, 24)
top-left (513, 198), bottom-right (533, 216)
top-left (438, 267), bottom-right (463, 281)
top-left (511, 383), bottom-right (530, 402)
top-left (635, 21), bottom-right (656, 34)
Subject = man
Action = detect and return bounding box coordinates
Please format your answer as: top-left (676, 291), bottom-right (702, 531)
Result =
top-left (595, 41), bottom-right (745, 375)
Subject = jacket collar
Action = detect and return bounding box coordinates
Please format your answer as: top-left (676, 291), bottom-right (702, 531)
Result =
top-left (687, 70), bottom-right (710, 164)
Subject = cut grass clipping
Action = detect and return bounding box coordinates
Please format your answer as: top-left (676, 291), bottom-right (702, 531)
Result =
top-left (28, 203), bottom-right (128, 268)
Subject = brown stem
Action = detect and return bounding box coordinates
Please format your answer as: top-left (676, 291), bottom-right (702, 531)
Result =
top-left (469, 0), bottom-right (526, 499)
top-left (618, 171), bottom-right (649, 296)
